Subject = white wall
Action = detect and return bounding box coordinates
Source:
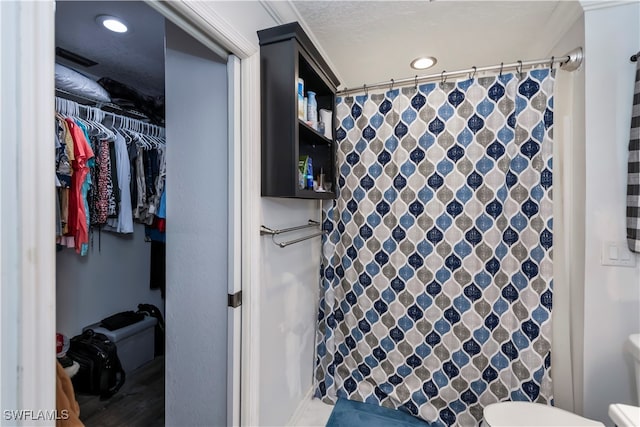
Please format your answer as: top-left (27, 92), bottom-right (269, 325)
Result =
top-left (165, 20), bottom-right (229, 426)
top-left (56, 224), bottom-right (164, 336)
top-left (548, 15), bottom-right (586, 415)
top-left (582, 2), bottom-right (640, 423)
top-left (259, 198), bottom-right (323, 426)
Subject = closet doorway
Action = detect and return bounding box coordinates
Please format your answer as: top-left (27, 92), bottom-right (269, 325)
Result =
top-left (54, 2), bottom-right (240, 425)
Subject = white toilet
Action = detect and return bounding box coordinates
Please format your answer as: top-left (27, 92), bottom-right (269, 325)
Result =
top-left (608, 334), bottom-right (640, 427)
top-left (483, 401), bottom-right (604, 426)
top-left (483, 333), bottom-right (640, 427)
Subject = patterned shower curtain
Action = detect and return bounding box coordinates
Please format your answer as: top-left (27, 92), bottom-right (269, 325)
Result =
top-left (315, 69), bottom-right (555, 426)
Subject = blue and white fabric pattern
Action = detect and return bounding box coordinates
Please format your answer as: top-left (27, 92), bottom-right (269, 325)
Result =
top-left (315, 69), bottom-right (555, 426)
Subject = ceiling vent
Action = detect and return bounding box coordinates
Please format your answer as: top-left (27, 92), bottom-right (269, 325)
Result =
top-left (55, 47), bottom-right (98, 67)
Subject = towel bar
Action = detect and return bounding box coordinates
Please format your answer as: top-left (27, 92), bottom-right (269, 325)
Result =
top-left (260, 220), bottom-right (325, 248)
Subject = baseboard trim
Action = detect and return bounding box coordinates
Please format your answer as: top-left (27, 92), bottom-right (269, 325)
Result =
top-left (286, 387), bottom-right (316, 426)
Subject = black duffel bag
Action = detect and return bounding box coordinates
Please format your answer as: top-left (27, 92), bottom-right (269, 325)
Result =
top-left (67, 329), bottom-right (125, 400)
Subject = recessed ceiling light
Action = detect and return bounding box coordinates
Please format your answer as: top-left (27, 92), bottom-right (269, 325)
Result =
top-left (96, 15), bottom-right (128, 33)
top-left (410, 56), bottom-right (437, 70)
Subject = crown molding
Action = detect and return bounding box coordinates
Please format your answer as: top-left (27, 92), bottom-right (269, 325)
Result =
top-left (148, 1), bottom-right (256, 59)
top-left (530, 1), bottom-right (584, 58)
top-left (259, 0), bottom-right (345, 88)
top-left (580, 0), bottom-right (638, 12)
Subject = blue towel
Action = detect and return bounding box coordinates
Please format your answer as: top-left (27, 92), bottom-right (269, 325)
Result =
top-left (326, 399), bottom-right (432, 427)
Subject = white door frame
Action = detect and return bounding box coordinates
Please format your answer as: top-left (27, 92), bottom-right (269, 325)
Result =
top-left (0, 1), bottom-right (261, 425)
top-left (147, 3), bottom-right (262, 425)
top-left (0, 1), bottom-right (56, 423)
top-left (144, 3), bottom-right (263, 424)
top-left (227, 54), bottom-right (242, 427)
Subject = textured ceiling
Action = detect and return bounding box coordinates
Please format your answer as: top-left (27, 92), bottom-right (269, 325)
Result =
top-left (55, 1), bottom-right (165, 98)
top-left (53, 1), bottom-right (582, 97)
top-left (291, 1), bottom-right (583, 90)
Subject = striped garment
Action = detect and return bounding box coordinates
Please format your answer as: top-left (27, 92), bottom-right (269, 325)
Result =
top-left (628, 52), bottom-right (640, 253)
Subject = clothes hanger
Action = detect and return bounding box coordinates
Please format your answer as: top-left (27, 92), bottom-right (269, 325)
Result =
top-left (125, 117), bottom-right (148, 149)
top-left (94, 109), bottom-right (116, 140)
top-left (136, 120), bottom-right (154, 149)
top-left (85, 105), bottom-right (112, 140)
top-left (114, 115), bottom-right (133, 144)
top-left (146, 123), bottom-right (163, 147)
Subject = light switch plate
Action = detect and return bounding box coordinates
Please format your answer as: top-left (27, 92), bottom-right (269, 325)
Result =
top-left (601, 241), bottom-right (637, 267)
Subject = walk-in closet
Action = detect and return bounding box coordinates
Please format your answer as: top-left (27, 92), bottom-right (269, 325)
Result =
top-left (54, 1), bottom-right (234, 425)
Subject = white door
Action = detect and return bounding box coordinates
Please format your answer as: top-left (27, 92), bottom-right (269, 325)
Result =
top-left (164, 21), bottom-right (240, 426)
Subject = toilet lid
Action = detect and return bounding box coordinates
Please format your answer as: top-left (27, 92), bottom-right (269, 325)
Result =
top-left (609, 403), bottom-right (640, 427)
top-left (483, 402), bottom-right (605, 426)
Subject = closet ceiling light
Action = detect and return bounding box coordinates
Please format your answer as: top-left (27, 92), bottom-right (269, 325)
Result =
top-left (96, 15), bottom-right (128, 33)
top-left (410, 56), bottom-right (437, 70)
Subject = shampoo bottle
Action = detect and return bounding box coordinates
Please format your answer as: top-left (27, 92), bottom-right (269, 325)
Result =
top-left (307, 91), bottom-right (317, 129)
top-left (306, 157), bottom-right (313, 189)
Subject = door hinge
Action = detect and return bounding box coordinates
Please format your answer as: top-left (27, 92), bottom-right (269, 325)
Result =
top-left (228, 291), bottom-right (242, 308)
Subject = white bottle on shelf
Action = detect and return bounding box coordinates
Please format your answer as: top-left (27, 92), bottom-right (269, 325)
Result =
top-left (319, 108), bottom-right (332, 138)
top-left (307, 91), bottom-right (317, 129)
top-left (303, 97), bottom-right (308, 121)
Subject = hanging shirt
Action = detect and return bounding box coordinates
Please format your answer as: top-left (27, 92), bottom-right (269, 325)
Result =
top-left (75, 120), bottom-right (95, 256)
top-left (107, 139), bottom-right (121, 218)
top-left (104, 132), bottom-right (134, 234)
top-left (93, 138), bottom-right (111, 225)
top-left (133, 143), bottom-right (148, 222)
top-left (55, 116), bottom-right (72, 235)
top-left (65, 118), bottom-right (94, 255)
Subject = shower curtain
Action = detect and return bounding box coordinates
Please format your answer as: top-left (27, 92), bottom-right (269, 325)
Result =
top-left (315, 69), bottom-right (555, 426)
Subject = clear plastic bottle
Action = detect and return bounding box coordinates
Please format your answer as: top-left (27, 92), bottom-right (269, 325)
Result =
top-left (297, 78), bottom-right (305, 119)
top-left (306, 157), bottom-right (313, 189)
top-left (307, 91), bottom-right (318, 129)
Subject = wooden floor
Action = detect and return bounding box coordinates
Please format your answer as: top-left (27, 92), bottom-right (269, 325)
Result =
top-left (76, 357), bottom-right (164, 427)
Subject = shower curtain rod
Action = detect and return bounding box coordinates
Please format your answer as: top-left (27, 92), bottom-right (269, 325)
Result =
top-left (337, 47), bottom-right (583, 96)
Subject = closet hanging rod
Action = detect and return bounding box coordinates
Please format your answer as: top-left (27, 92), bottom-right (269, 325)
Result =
top-left (260, 220), bottom-right (320, 236)
top-left (337, 47), bottom-right (583, 96)
top-left (55, 88), bottom-right (150, 120)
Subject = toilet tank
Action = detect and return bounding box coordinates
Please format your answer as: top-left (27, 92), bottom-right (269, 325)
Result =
top-left (629, 334), bottom-right (640, 405)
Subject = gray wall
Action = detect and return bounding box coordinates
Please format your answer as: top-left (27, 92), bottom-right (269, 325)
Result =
top-left (56, 223), bottom-right (164, 336)
top-left (165, 21), bottom-right (229, 426)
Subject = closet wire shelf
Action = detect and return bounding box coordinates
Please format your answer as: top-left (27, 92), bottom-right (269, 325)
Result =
top-left (260, 220), bottom-right (325, 248)
top-left (55, 88), bottom-right (150, 120)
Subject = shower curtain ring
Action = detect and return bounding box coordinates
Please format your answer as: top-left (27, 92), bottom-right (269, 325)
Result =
top-left (517, 60), bottom-right (523, 78)
top-left (363, 84), bottom-right (368, 96)
top-left (550, 56), bottom-right (556, 77)
top-left (499, 62), bottom-right (504, 77)
top-left (469, 66), bottom-right (477, 80)
top-left (414, 75), bottom-right (418, 90)
top-left (440, 71), bottom-right (447, 85)
top-left (390, 78), bottom-right (395, 91)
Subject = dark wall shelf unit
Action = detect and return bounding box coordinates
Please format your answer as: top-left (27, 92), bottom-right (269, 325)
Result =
top-left (258, 22), bottom-right (340, 199)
